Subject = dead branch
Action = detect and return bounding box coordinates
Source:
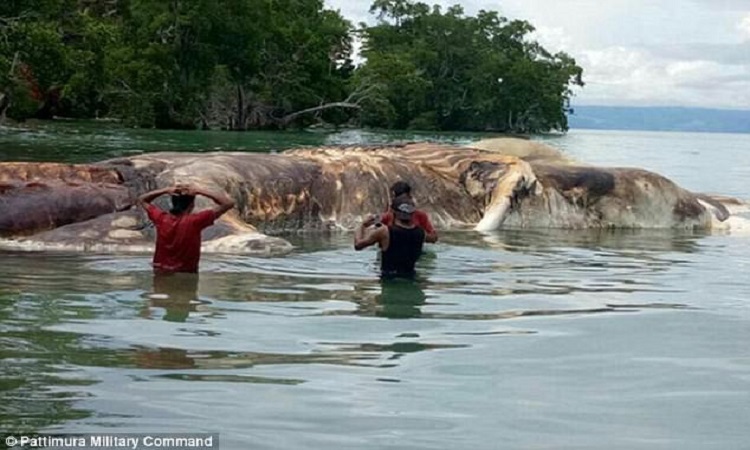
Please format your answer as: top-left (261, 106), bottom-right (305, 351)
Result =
top-left (278, 101), bottom-right (362, 126)
top-left (8, 51), bottom-right (19, 76)
top-left (277, 82), bottom-right (383, 127)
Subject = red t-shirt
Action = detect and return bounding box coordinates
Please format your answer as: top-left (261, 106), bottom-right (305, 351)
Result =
top-left (380, 209), bottom-right (436, 235)
top-left (146, 204), bottom-right (216, 273)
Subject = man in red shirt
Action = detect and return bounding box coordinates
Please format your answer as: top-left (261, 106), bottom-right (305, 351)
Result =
top-left (379, 181), bottom-right (438, 243)
top-left (138, 184), bottom-right (235, 273)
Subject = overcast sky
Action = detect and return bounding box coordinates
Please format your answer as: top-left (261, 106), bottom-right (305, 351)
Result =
top-left (324, 0), bottom-right (750, 110)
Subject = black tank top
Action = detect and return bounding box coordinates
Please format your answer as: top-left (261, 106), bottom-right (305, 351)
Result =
top-left (381, 224), bottom-right (425, 277)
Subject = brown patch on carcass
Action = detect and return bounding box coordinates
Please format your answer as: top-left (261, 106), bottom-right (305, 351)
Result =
top-left (527, 164), bottom-right (713, 226)
top-left (609, 169), bottom-right (708, 223)
top-left (97, 157), bottom-right (166, 198)
top-left (459, 161), bottom-right (511, 205)
top-left (695, 194), bottom-right (731, 221)
top-left (0, 162), bottom-right (122, 184)
top-left (532, 164), bottom-right (616, 208)
top-left (673, 197), bottom-right (708, 221)
top-left (185, 154), bottom-right (320, 230)
top-left (287, 144), bottom-right (501, 227)
top-left (119, 152), bottom-right (322, 232)
top-left (0, 180), bottom-right (131, 237)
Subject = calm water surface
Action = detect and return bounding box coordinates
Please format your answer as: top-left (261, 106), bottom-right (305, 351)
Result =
top-left (1, 124), bottom-right (750, 449)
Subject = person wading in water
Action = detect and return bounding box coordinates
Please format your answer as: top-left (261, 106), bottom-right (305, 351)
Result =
top-left (379, 181), bottom-right (438, 243)
top-left (138, 184), bottom-right (235, 273)
top-left (354, 195), bottom-right (426, 278)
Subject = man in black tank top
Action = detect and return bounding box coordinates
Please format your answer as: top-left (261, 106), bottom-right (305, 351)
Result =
top-left (354, 195), bottom-right (426, 278)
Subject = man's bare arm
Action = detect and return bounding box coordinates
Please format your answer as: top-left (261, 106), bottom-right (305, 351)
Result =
top-left (354, 215), bottom-right (385, 250)
top-left (138, 186), bottom-right (175, 207)
top-left (192, 187), bottom-right (236, 218)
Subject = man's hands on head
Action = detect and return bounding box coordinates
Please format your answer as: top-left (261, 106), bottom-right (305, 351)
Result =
top-left (172, 184), bottom-right (196, 196)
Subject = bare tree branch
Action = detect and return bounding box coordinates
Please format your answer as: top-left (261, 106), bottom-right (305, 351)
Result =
top-left (117, 79), bottom-right (137, 95)
top-left (0, 13), bottom-right (33, 25)
top-left (8, 51), bottom-right (19, 76)
top-left (277, 82), bottom-right (384, 127)
top-left (278, 101), bottom-right (362, 126)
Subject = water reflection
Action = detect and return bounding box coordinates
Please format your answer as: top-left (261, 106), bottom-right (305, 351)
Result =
top-left (0, 122), bottom-right (491, 164)
top-left (143, 272), bottom-right (202, 322)
top-left (458, 228), bottom-right (707, 254)
top-left (377, 278), bottom-right (428, 319)
top-left (0, 291), bottom-right (95, 433)
top-left (0, 225), bottom-right (744, 443)
top-left (132, 347), bottom-right (382, 371)
top-left (2, 126), bottom-right (749, 448)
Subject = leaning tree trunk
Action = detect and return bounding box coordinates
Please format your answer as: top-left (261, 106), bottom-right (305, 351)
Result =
top-left (0, 91), bottom-right (8, 123)
top-left (234, 84), bottom-right (246, 131)
top-left (0, 52), bottom-right (19, 124)
top-left (277, 101), bottom-right (361, 128)
top-left (274, 84), bottom-right (383, 128)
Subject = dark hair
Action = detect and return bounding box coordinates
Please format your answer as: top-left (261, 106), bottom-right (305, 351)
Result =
top-left (170, 194), bottom-right (195, 215)
top-left (390, 180), bottom-right (412, 197)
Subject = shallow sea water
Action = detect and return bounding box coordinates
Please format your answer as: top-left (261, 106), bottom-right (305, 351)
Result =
top-left (1, 125), bottom-right (749, 449)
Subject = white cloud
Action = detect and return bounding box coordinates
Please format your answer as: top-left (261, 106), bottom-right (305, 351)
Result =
top-left (325, 0), bottom-right (750, 110)
top-left (531, 26), bottom-right (572, 55)
top-left (573, 47), bottom-right (750, 109)
top-left (739, 13), bottom-right (750, 41)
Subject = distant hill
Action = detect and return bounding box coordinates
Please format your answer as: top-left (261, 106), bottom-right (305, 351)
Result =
top-left (568, 105), bottom-right (750, 133)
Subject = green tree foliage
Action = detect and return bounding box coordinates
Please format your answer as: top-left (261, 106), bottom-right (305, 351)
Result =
top-left (0, 0), bottom-right (120, 120)
top-left (1, 0), bottom-right (354, 129)
top-left (356, 0), bottom-right (584, 132)
top-left (0, 0), bottom-right (583, 133)
top-left (106, 0), bottom-right (355, 129)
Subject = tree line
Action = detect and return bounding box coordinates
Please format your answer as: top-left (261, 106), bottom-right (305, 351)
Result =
top-left (0, 0), bottom-right (584, 133)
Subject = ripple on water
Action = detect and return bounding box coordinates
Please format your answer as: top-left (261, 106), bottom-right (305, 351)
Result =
top-left (2, 133), bottom-right (750, 447)
top-left (0, 224), bottom-right (749, 449)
